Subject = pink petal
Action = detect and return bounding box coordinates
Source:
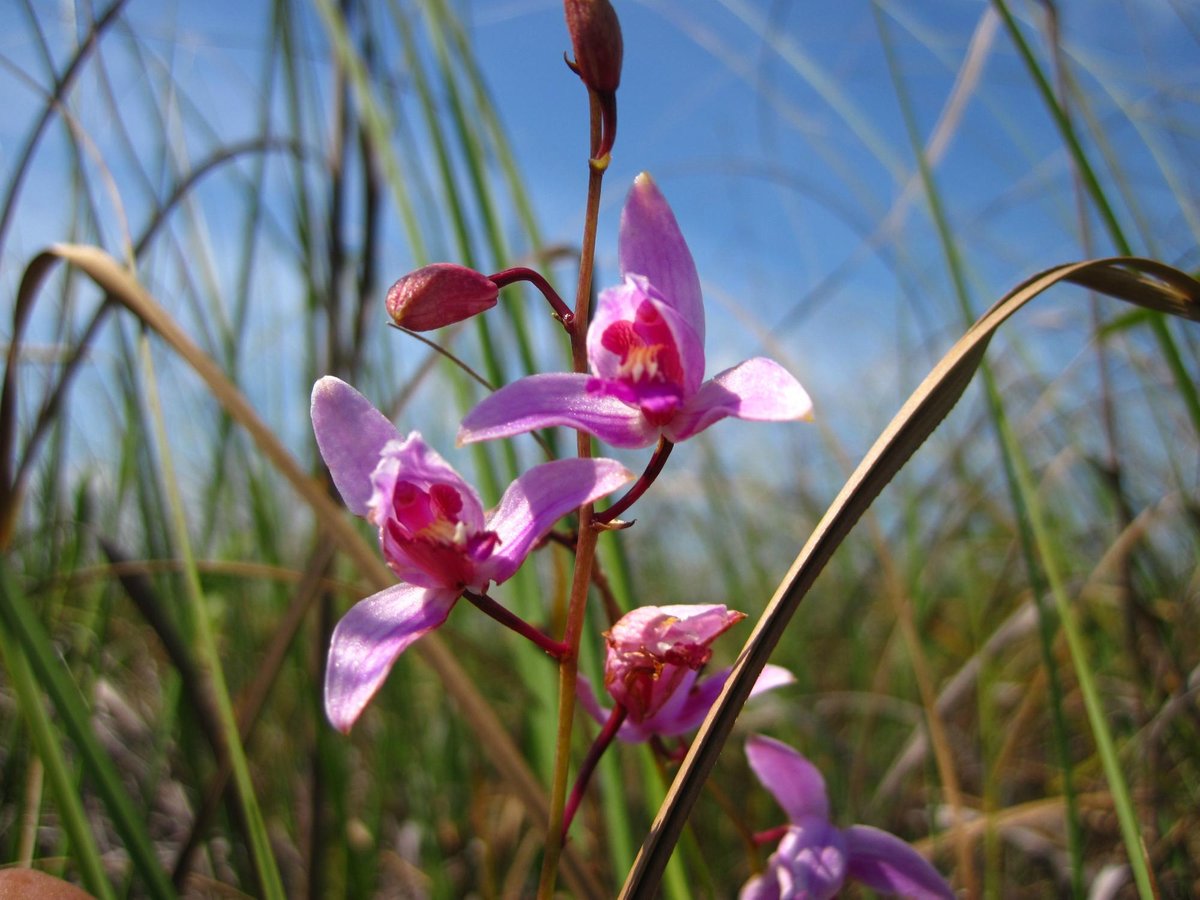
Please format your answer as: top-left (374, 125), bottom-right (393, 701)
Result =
top-left (745, 734), bottom-right (830, 824)
top-left (750, 664), bottom-right (798, 698)
top-left (627, 667), bottom-right (703, 739)
top-left (638, 664), bottom-right (794, 739)
top-left (311, 377), bottom-right (402, 517)
top-left (843, 826), bottom-right (955, 899)
top-left (575, 674), bottom-right (612, 727)
top-left (667, 357), bottom-right (813, 443)
top-left (457, 373), bottom-right (658, 449)
top-left (738, 873), bottom-right (780, 900)
top-left (481, 457), bottom-right (632, 584)
top-left (608, 603), bottom-right (743, 658)
top-left (588, 276), bottom-right (706, 396)
top-left (371, 432), bottom-right (486, 531)
top-left (618, 173), bottom-right (705, 344)
top-left (770, 820), bottom-right (848, 900)
top-left (324, 584), bottom-right (458, 733)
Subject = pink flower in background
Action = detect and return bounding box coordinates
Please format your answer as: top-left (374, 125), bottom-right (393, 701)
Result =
top-left (311, 376), bottom-right (631, 732)
top-left (459, 173), bottom-right (813, 450)
top-left (740, 735), bottom-right (955, 900)
top-left (576, 604), bottom-right (794, 742)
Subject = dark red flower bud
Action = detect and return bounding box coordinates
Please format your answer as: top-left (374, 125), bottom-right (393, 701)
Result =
top-left (385, 263), bottom-right (498, 331)
top-left (564, 0), bottom-right (623, 94)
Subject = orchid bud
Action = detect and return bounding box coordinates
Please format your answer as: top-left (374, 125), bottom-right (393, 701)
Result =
top-left (564, 0), bottom-right (622, 94)
top-left (603, 604), bottom-right (745, 722)
top-left (385, 263), bottom-right (498, 331)
top-left (563, 0), bottom-right (622, 159)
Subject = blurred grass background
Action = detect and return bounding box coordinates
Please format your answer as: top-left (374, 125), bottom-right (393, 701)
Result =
top-left (1, 1), bottom-right (1198, 897)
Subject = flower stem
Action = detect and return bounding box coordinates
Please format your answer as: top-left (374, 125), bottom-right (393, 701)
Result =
top-left (461, 590), bottom-right (569, 658)
top-left (489, 266), bottom-right (576, 331)
top-left (537, 88), bottom-right (608, 900)
top-left (562, 704), bottom-right (627, 841)
top-left (595, 437), bottom-right (673, 524)
top-left (751, 825), bottom-right (790, 847)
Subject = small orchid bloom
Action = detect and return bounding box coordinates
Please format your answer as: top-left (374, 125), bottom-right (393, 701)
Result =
top-left (576, 604), bottom-right (794, 742)
top-left (741, 735), bottom-right (955, 900)
top-left (459, 174), bottom-right (813, 450)
top-left (312, 376), bottom-right (632, 732)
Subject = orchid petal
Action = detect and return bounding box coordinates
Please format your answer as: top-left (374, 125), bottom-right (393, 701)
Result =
top-left (482, 457), bottom-right (632, 584)
top-left (588, 276), bottom-right (706, 396)
top-left (577, 675), bottom-right (660, 744)
top-left (575, 674), bottom-right (612, 727)
top-left (458, 373), bottom-right (658, 448)
top-left (667, 358), bottom-right (814, 443)
top-left (750, 664), bottom-right (798, 698)
top-left (609, 603), bottom-right (743, 657)
top-left (311, 376), bottom-right (401, 516)
top-left (843, 826), bottom-right (956, 900)
top-left (771, 820), bottom-right (848, 900)
top-left (371, 432), bottom-right (486, 530)
top-left (638, 663), bottom-right (793, 738)
top-left (745, 734), bottom-right (830, 824)
top-left (619, 173), bottom-right (704, 343)
top-left (325, 584), bottom-right (458, 733)
top-left (738, 873), bottom-right (780, 900)
top-left (630, 667), bottom-right (702, 738)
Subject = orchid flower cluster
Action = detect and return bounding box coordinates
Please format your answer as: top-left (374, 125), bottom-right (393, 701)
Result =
top-left (309, 3), bottom-right (955, 895)
top-left (313, 175), bottom-right (809, 735)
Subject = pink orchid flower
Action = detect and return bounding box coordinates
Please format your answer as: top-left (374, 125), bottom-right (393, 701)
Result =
top-left (458, 173), bottom-right (813, 450)
top-left (576, 604), bottom-right (794, 742)
top-left (311, 376), bottom-right (632, 732)
top-left (741, 735), bottom-right (955, 900)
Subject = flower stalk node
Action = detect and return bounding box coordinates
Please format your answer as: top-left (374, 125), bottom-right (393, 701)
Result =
top-left (593, 517), bottom-right (633, 531)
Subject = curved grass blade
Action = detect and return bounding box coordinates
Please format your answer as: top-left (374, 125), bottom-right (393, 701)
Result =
top-left (618, 256), bottom-right (1200, 897)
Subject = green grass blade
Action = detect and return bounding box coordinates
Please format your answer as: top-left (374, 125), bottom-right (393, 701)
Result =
top-left (0, 561), bottom-right (167, 898)
top-left (138, 335), bottom-right (285, 899)
top-left (990, 0), bottom-right (1200, 441)
top-left (619, 256), bottom-right (1200, 896)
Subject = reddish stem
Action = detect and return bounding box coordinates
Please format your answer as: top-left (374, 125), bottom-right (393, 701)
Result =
top-left (595, 437), bottom-right (674, 524)
top-left (489, 266), bottom-right (576, 331)
top-left (461, 589), bottom-right (569, 659)
top-left (752, 824), bottom-right (790, 847)
top-left (562, 704), bottom-right (628, 841)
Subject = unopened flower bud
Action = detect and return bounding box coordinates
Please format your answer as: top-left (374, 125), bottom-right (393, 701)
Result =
top-left (564, 0), bottom-right (623, 94)
top-left (385, 263), bottom-right (498, 331)
top-left (564, 0), bottom-right (622, 159)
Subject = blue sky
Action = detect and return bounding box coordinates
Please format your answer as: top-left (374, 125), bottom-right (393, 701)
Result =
top-left (1, 0), bottom-right (1198, 485)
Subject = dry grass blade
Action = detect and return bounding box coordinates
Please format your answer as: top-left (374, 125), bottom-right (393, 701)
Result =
top-left (6, 243), bottom-right (606, 900)
top-left (619, 256), bottom-right (1200, 898)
